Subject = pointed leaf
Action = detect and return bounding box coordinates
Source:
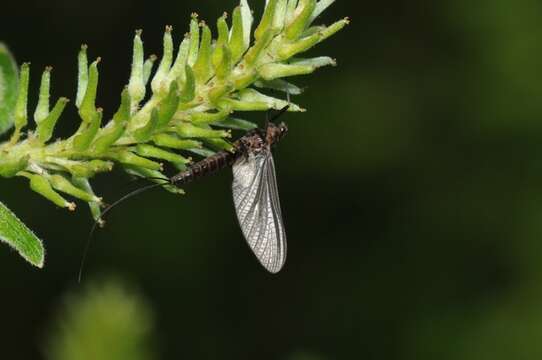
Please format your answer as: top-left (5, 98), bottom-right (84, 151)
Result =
top-left (143, 55), bottom-right (157, 86)
top-left (0, 43), bottom-right (19, 135)
top-left (255, 79), bottom-right (303, 95)
top-left (135, 144), bottom-right (190, 165)
top-left (71, 177), bottom-right (103, 222)
top-left (27, 174), bottom-right (75, 210)
top-left (286, 0), bottom-right (299, 24)
top-left (273, 0), bottom-right (288, 31)
top-left (187, 15), bottom-right (200, 66)
top-left (234, 88), bottom-right (304, 111)
top-left (309, 0), bottom-right (335, 23)
top-left (151, 26), bottom-right (174, 94)
top-left (128, 31), bottom-right (146, 106)
top-left (34, 67), bottom-right (52, 124)
top-left (179, 65), bottom-right (195, 103)
top-left (168, 37), bottom-right (190, 84)
top-left (0, 202), bottom-right (45, 268)
top-left (75, 45), bottom-right (88, 108)
top-left (290, 56), bottom-right (337, 68)
top-left (214, 117), bottom-right (257, 131)
top-left (10, 62), bottom-right (29, 143)
top-left (255, 0), bottom-right (279, 40)
top-left (229, 6), bottom-right (247, 63)
top-left (79, 58), bottom-right (100, 123)
top-left (152, 133), bottom-right (201, 150)
top-left (36, 97), bottom-right (69, 143)
top-left (193, 24), bottom-right (212, 83)
top-left (73, 109), bottom-right (103, 151)
top-left (239, 0), bottom-right (254, 48)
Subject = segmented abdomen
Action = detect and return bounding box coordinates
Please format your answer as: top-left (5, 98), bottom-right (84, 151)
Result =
top-left (171, 147), bottom-right (239, 185)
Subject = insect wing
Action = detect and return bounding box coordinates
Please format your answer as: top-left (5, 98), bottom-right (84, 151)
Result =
top-left (232, 150), bottom-right (287, 273)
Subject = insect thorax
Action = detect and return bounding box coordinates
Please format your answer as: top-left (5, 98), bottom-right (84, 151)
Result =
top-left (240, 122), bottom-right (288, 155)
top-left (240, 134), bottom-right (266, 155)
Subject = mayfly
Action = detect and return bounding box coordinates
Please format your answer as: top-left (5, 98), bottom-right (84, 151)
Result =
top-left (80, 106), bottom-right (290, 279)
top-left (171, 108), bottom-right (289, 273)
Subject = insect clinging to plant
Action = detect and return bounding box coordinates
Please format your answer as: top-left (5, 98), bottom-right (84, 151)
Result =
top-left (80, 105), bottom-right (291, 279)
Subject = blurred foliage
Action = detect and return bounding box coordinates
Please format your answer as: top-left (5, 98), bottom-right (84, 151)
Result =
top-left (404, 287), bottom-right (542, 359)
top-left (45, 279), bottom-right (156, 360)
top-left (286, 351), bottom-right (328, 360)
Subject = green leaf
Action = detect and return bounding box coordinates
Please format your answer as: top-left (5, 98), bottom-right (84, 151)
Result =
top-left (34, 66), bottom-right (52, 124)
top-left (239, 0), bottom-right (254, 48)
top-left (79, 58), bottom-right (100, 123)
top-left (0, 43), bottom-right (19, 136)
top-left (214, 117), bottom-right (257, 130)
top-left (75, 45), bottom-right (89, 108)
top-left (231, 88), bottom-right (304, 111)
top-left (168, 37), bottom-right (190, 84)
top-left (133, 108), bottom-right (159, 142)
top-left (285, 0), bottom-right (316, 40)
top-left (0, 201), bottom-right (44, 268)
top-left (175, 123), bottom-right (230, 139)
top-left (27, 173), bottom-right (75, 210)
top-left (244, 29), bottom-right (274, 66)
top-left (128, 31), bottom-right (146, 106)
top-left (10, 62), bottom-right (30, 144)
top-left (73, 109), bottom-right (103, 151)
top-left (230, 6), bottom-right (247, 63)
top-left (255, 0), bottom-right (279, 40)
top-left (187, 15), bottom-right (200, 66)
top-left (152, 133), bottom-right (201, 150)
top-left (151, 26), bottom-right (174, 94)
top-left (273, 0), bottom-right (288, 31)
top-left (188, 147), bottom-right (216, 158)
top-left (309, 0), bottom-right (336, 23)
top-left (254, 78), bottom-right (303, 95)
top-left (189, 109), bottom-right (231, 124)
top-left (203, 137), bottom-right (234, 152)
top-left (0, 155), bottom-right (29, 178)
top-left (179, 65), bottom-right (195, 103)
top-left (156, 81), bottom-right (180, 128)
top-left (37, 97), bottom-right (69, 143)
top-left (193, 24), bottom-right (212, 84)
top-left (135, 144), bottom-right (190, 165)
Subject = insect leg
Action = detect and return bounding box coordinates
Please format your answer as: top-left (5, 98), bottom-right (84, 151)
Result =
top-left (269, 105), bottom-right (289, 123)
top-left (257, 110), bottom-right (272, 140)
top-left (269, 90), bottom-right (291, 123)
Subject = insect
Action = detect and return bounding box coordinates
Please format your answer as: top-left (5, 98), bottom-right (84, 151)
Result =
top-left (171, 107), bottom-right (289, 273)
top-left (79, 106), bottom-right (290, 280)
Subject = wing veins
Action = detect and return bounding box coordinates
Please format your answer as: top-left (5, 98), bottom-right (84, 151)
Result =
top-left (232, 150), bottom-right (287, 273)
top-left (265, 154), bottom-right (286, 271)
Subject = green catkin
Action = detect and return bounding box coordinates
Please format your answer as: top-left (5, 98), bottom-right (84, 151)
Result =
top-left (0, 0), bottom-right (346, 219)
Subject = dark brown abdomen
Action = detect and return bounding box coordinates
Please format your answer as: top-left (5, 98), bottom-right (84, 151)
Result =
top-left (170, 147), bottom-right (240, 185)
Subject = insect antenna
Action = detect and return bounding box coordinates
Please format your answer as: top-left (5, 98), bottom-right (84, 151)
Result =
top-left (77, 179), bottom-right (171, 283)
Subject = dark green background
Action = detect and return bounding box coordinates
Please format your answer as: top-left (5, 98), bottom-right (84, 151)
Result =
top-left (2, 0), bottom-right (542, 358)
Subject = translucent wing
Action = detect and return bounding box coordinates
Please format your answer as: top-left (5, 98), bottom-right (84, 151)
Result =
top-left (232, 150), bottom-right (287, 273)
